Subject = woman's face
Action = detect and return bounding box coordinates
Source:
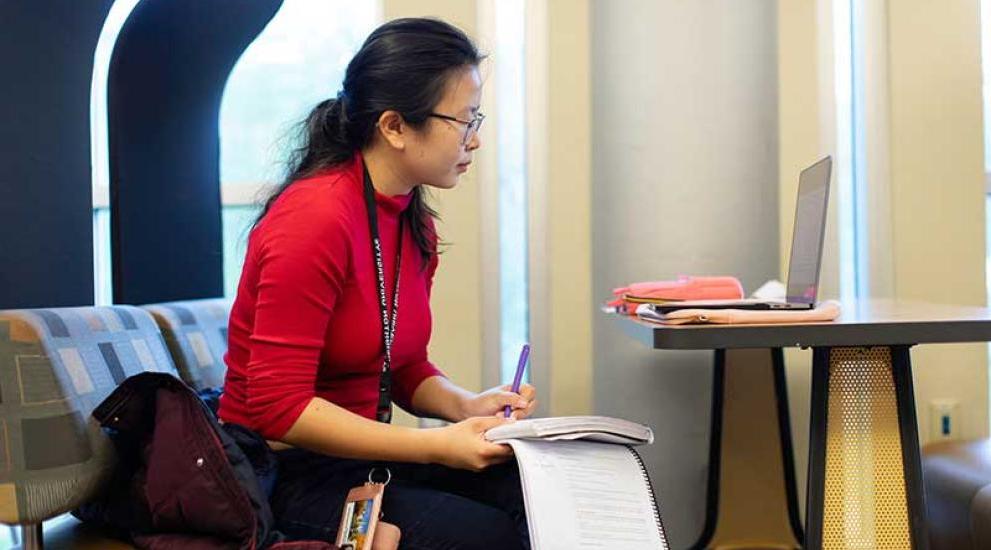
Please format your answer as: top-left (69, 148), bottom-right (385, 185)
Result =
top-left (404, 66), bottom-right (483, 190)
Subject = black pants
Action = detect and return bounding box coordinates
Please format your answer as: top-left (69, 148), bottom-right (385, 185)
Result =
top-left (271, 449), bottom-right (530, 550)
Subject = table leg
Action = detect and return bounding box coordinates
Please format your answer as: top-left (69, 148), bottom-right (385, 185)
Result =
top-left (805, 346), bottom-right (930, 549)
top-left (694, 348), bottom-right (803, 550)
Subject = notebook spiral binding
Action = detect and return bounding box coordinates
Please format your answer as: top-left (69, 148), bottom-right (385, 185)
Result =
top-left (628, 446), bottom-right (670, 549)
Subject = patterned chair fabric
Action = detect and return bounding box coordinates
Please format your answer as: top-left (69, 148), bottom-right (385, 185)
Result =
top-left (141, 298), bottom-right (232, 392)
top-left (0, 306), bottom-right (178, 524)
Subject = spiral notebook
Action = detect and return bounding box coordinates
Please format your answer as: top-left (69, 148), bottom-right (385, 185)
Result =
top-left (486, 417), bottom-right (669, 550)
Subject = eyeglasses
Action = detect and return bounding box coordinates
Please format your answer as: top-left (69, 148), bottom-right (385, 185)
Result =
top-left (428, 111), bottom-right (485, 145)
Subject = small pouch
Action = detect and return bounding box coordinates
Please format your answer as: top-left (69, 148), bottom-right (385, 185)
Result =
top-left (607, 276), bottom-right (745, 315)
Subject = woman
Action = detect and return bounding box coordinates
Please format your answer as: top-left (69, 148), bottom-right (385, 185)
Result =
top-left (218, 17), bottom-right (536, 550)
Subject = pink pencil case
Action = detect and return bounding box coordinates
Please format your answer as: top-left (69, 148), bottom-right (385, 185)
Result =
top-left (607, 276), bottom-right (745, 315)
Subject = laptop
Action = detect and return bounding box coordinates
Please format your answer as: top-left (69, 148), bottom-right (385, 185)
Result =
top-left (650, 155), bottom-right (833, 313)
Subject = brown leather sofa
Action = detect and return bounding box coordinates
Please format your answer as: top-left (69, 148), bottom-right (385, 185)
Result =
top-left (923, 439), bottom-right (991, 549)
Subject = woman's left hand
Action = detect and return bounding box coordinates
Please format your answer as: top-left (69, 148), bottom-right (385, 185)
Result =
top-left (462, 384), bottom-right (538, 420)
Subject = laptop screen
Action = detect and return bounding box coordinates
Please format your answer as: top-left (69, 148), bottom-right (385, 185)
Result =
top-left (785, 156), bottom-right (832, 305)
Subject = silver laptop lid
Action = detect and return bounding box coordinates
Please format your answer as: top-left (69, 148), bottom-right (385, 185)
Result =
top-left (785, 156), bottom-right (832, 305)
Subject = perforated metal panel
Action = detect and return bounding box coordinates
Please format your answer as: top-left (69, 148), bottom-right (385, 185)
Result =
top-left (822, 347), bottom-right (911, 549)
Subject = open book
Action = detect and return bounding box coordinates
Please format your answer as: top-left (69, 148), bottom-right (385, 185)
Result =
top-left (486, 415), bottom-right (654, 445)
top-left (486, 416), bottom-right (669, 550)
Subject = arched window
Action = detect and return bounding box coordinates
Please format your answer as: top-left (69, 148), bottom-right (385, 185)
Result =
top-left (219, 0), bottom-right (379, 297)
top-left (91, 0), bottom-right (378, 304)
top-left (92, 0), bottom-right (142, 305)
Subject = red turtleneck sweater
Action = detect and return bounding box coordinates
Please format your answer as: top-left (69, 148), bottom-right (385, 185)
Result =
top-left (218, 153), bottom-right (445, 439)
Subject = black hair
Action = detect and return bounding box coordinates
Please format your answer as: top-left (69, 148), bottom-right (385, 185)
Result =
top-left (255, 17), bottom-right (483, 266)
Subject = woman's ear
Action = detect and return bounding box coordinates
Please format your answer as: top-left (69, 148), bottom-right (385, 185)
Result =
top-left (376, 110), bottom-right (407, 151)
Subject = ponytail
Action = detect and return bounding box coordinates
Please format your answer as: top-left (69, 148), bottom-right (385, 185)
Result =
top-left (255, 95), bottom-right (351, 223)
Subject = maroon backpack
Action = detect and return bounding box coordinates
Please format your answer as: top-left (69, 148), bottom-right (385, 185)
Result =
top-left (76, 372), bottom-right (338, 550)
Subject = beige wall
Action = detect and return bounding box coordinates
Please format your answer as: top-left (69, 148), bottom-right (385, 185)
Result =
top-left (382, 0), bottom-right (483, 427)
top-left (776, 0), bottom-right (819, 518)
top-left (546, 0), bottom-right (593, 416)
top-left (382, 0), bottom-right (595, 420)
top-left (777, 0), bottom-right (988, 487)
top-left (887, 0), bottom-right (988, 444)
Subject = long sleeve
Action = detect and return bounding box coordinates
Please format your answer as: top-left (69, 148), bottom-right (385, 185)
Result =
top-left (244, 192), bottom-right (353, 439)
top-left (219, 156), bottom-right (447, 433)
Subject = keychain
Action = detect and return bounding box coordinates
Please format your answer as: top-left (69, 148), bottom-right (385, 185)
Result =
top-left (335, 468), bottom-right (391, 550)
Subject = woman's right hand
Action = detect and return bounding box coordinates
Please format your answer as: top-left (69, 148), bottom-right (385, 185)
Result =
top-left (427, 416), bottom-right (515, 471)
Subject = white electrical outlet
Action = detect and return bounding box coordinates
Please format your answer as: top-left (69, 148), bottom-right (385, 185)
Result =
top-left (929, 399), bottom-right (961, 442)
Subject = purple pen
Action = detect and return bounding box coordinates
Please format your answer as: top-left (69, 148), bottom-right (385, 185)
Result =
top-left (504, 344), bottom-right (531, 418)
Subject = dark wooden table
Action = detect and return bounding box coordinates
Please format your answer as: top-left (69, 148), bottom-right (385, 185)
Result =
top-left (616, 299), bottom-right (991, 550)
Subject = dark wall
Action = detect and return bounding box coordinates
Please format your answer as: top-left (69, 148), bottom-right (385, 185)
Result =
top-left (0, 1), bottom-right (115, 308)
top-left (0, 0), bottom-right (283, 308)
top-left (109, 0), bottom-right (282, 304)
